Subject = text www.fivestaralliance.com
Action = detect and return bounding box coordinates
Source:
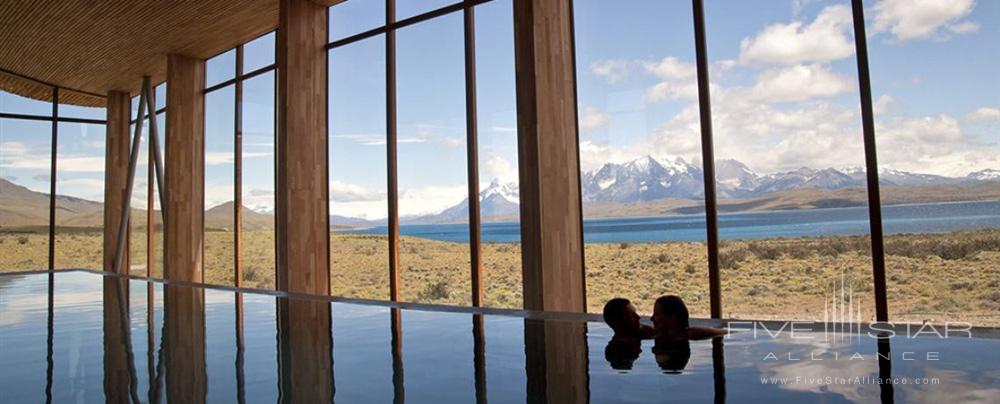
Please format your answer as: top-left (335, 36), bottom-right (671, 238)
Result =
top-left (761, 376), bottom-right (940, 386)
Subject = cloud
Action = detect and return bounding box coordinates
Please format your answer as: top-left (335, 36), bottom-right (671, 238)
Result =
top-left (739, 4), bottom-right (855, 65)
top-left (872, 0), bottom-right (977, 41)
top-left (874, 94), bottom-right (895, 115)
top-left (329, 180), bottom-right (386, 202)
top-left (398, 184), bottom-right (467, 217)
top-left (968, 107), bottom-right (1000, 121)
top-left (744, 64), bottom-right (854, 103)
top-left (205, 151), bottom-right (270, 165)
top-left (249, 189), bottom-right (274, 197)
top-left (32, 174), bottom-right (50, 182)
top-left (483, 155), bottom-right (516, 184)
top-left (579, 106), bottom-right (609, 131)
top-left (591, 59), bottom-right (631, 83)
top-left (642, 57), bottom-right (700, 102)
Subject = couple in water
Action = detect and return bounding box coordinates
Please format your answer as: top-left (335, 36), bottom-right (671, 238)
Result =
top-left (603, 295), bottom-right (724, 372)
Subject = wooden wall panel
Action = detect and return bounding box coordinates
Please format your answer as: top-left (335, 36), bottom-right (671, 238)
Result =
top-left (103, 91), bottom-right (131, 273)
top-left (275, 0), bottom-right (329, 295)
top-left (165, 54), bottom-right (206, 282)
top-left (513, 0), bottom-right (586, 312)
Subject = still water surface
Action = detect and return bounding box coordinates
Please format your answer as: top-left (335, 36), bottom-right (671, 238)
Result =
top-left (1, 271), bottom-right (998, 403)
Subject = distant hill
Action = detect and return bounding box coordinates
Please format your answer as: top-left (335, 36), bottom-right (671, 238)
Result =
top-left (204, 201), bottom-right (274, 231)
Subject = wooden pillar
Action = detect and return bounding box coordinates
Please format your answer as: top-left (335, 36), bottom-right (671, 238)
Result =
top-left (165, 54), bottom-right (206, 282)
top-left (275, 0), bottom-right (329, 295)
top-left (524, 319), bottom-right (589, 403)
top-left (277, 298), bottom-right (333, 402)
top-left (104, 91), bottom-right (131, 273)
top-left (513, 0), bottom-right (585, 312)
top-left (102, 277), bottom-right (133, 401)
top-left (164, 284), bottom-right (207, 403)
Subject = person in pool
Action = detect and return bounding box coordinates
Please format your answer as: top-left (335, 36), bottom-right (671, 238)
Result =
top-left (651, 295), bottom-right (726, 341)
top-left (602, 297), bottom-right (657, 340)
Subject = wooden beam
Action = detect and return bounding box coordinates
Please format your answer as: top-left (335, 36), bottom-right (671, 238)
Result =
top-left (513, 0), bottom-right (586, 312)
top-left (104, 91), bottom-right (131, 273)
top-left (275, 0), bottom-right (329, 295)
top-left (165, 54), bottom-right (206, 282)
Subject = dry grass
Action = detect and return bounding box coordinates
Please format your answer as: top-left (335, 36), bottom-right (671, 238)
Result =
top-left (2, 228), bottom-right (998, 326)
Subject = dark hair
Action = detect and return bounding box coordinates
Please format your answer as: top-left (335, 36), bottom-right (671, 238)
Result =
top-left (602, 298), bottom-right (632, 331)
top-left (654, 295), bottom-right (689, 329)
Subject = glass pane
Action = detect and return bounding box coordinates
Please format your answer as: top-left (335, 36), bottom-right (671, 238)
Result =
top-left (205, 86), bottom-right (236, 286)
top-left (128, 117), bottom-right (148, 276)
top-left (242, 72), bottom-right (277, 290)
top-left (574, 0), bottom-right (708, 317)
top-left (865, 1), bottom-right (1000, 327)
top-left (329, 35), bottom-right (389, 300)
top-left (397, 0), bottom-right (458, 21)
top-left (155, 83), bottom-right (167, 111)
top-left (59, 90), bottom-right (106, 120)
top-left (475, 0), bottom-right (521, 309)
top-left (151, 112), bottom-right (166, 278)
top-left (397, 13), bottom-right (470, 305)
top-left (0, 89), bottom-right (51, 116)
top-left (706, 0), bottom-right (872, 321)
top-left (0, 118), bottom-right (51, 271)
top-left (54, 122), bottom-right (105, 270)
top-left (244, 32), bottom-right (276, 72)
top-left (329, 0), bottom-right (385, 42)
top-left (206, 49), bottom-right (237, 88)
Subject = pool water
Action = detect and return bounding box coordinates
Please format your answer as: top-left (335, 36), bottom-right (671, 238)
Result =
top-left (1, 271), bottom-right (998, 403)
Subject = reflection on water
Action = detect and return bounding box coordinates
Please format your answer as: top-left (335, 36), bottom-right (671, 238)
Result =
top-left (2, 271), bottom-right (1000, 403)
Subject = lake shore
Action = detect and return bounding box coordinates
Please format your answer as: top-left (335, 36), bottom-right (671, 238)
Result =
top-left (2, 228), bottom-right (997, 326)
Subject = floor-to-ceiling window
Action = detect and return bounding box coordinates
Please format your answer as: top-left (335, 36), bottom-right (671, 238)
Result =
top-left (705, 0), bottom-right (874, 321)
top-left (54, 95), bottom-right (106, 269)
top-left (203, 33), bottom-right (278, 289)
top-left (327, 0), bottom-right (522, 308)
top-left (864, 0), bottom-right (1000, 327)
top-left (573, 0), bottom-right (709, 316)
top-left (1, 85), bottom-right (106, 272)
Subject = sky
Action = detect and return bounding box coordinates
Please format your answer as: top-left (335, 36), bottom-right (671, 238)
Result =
top-left (2, 0), bottom-right (997, 222)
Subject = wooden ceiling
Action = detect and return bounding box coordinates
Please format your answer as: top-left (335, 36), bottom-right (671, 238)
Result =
top-left (0, 1), bottom-right (343, 106)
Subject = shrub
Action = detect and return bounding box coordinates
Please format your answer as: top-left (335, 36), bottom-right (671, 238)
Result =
top-left (619, 242), bottom-right (630, 250)
top-left (655, 253), bottom-right (670, 264)
top-left (17, 236), bottom-right (29, 245)
top-left (719, 247), bottom-right (748, 269)
top-left (418, 281), bottom-right (450, 301)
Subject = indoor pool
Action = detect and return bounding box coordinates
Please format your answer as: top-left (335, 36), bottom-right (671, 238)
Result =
top-left (1, 270), bottom-right (999, 403)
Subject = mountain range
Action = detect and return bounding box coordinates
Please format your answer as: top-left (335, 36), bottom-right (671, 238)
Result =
top-left (3, 154), bottom-right (998, 230)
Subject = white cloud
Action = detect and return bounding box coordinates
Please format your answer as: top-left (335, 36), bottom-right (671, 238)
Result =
top-left (204, 151), bottom-right (270, 165)
top-left (739, 4), bottom-right (855, 65)
top-left (872, 0), bottom-right (977, 41)
top-left (398, 184), bottom-right (467, 217)
top-left (329, 180), bottom-right (386, 202)
top-left (591, 59), bottom-right (631, 83)
top-left (483, 155), bottom-right (516, 184)
top-left (579, 106), bottom-right (609, 131)
top-left (744, 64), bottom-right (854, 103)
top-left (874, 94), bottom-right (895, 115)
top-left (968, 107), bottom-right (1000, 121)
top-left (642, 57), bottom-right (700, 102)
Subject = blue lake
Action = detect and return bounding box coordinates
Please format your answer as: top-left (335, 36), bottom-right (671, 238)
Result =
top-left (337, 200), bottom-right (1000, 243)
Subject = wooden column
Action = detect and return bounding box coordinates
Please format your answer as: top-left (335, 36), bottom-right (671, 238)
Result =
top-left (165, 54), bottom-right (206, 282)
top-left (164, 284), bottom-right (207, 403)
top-left (513, 0), bottom-right (586, 312)
top-left (103, 91), bottom-right (131, 273)
top-left (275, 0), bottom-right (329, 295)
top-left (524, 319), bottom-right (589, 403)
top-left (277, 298), bottom-right (333, 402)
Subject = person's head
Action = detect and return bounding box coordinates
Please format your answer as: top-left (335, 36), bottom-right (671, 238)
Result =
top-left (603, 298), bottom-right (641, 335)
top-left (652, 295), bottom-right (690, 336)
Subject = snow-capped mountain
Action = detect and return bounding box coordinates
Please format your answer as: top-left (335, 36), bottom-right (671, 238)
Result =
top-left (968, 169), bottom-right (1000, 181)
top-left (581, 155), bottom-right (704, 203)
top-left (394, 155), bottom-right (997, 224)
